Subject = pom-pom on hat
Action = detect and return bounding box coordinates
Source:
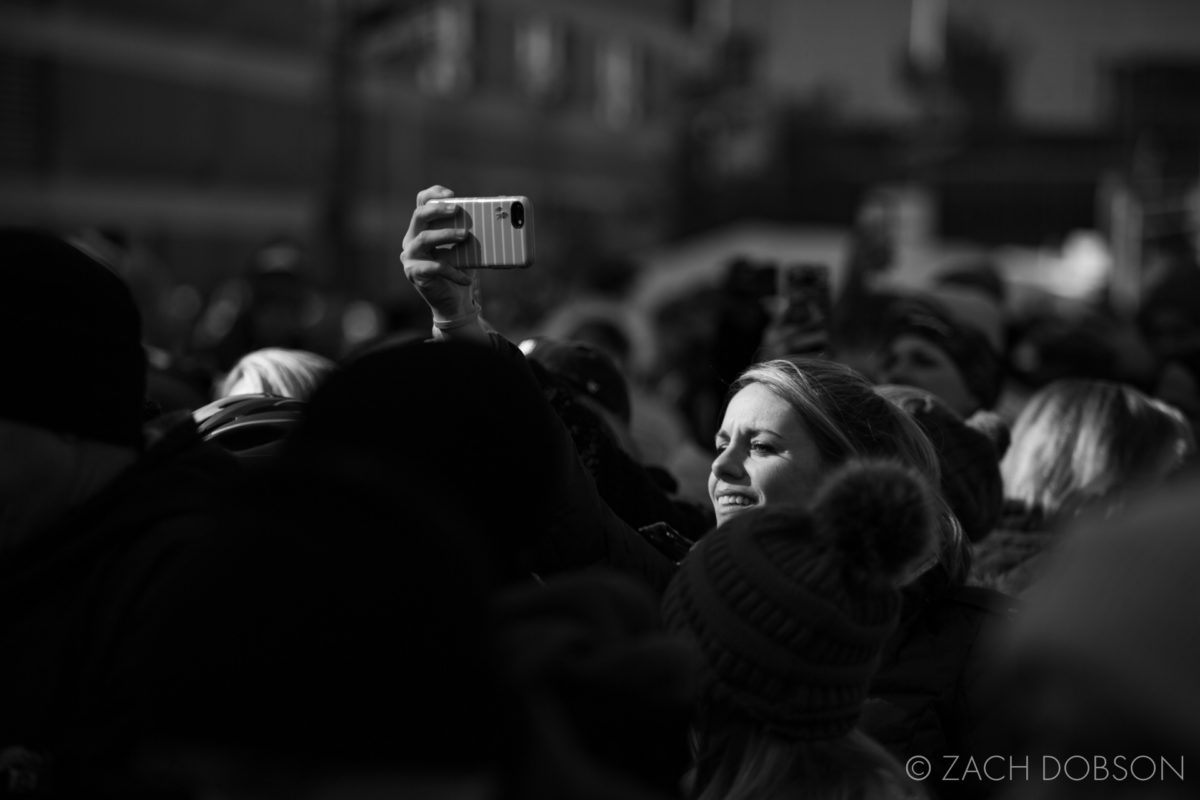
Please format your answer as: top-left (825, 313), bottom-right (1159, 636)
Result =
top-left (0, 228), bottom-right (146, 448)
top-left (662, 460), bottom-right (936, 741)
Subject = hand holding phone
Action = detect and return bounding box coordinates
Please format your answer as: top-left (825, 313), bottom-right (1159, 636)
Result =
top-left (401, 185), bottom-right (484, 337)
top-left (426, 196), bottom-right (535, 269)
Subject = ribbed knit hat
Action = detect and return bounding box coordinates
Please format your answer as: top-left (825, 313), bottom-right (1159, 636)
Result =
top-left (0, 229), bottom-right (146, 448)
top-left (662, 461), bottom-right (937, 741)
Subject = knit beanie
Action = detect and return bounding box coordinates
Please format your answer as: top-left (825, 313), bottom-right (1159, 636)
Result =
top-left (0, 229), bottom-right (146, 448)
top-left (663, 461), bottom-right (937, 741)
top-left (885, 298), bottom-right (1003, 411)
top-left (877, 385), bottom-right (1006, 542)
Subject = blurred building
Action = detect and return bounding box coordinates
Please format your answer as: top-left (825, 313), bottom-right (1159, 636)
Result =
top-left (693, 0), bottom-right (1200, 249)
top-left (0, 0), bottom-right (706, 327)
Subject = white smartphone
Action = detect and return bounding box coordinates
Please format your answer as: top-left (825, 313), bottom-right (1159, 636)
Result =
top-left (426, 196), bottom-right (535, 269)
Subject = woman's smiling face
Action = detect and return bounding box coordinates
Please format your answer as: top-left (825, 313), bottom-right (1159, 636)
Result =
top-left (709, 382), bottom-right (825, 526)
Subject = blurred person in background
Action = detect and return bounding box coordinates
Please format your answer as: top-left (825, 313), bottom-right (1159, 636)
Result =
top-left (521, 336), bottom-right (711, 541)
top-left (992, 479), bottom-right (1200, 799)
top-left (1137, 240), bottom-right (1200, 431)
top-left (877, 299), bottom-right (1005, 419)
top-left (648, 286), bottom-right (731, 506)
top-left (0, 229), bottom-right (238, 795)
top-left (522, 337), bottom-right (642, 458)
top-left (192, 238), bottom-right (328, 373)
top-left (542, 301), bottom-right (716, 508)
top-left (926, 258), bottom-right (1008, 355)
top-left (973, 379), bottom-right (1194, 596)
top-left (877, 385), bottom-right (1008, 545)
top-left (518, 335), bottom-right (705, 537)
top-left (867, 386), bottom-right (1015, 800)
top-left (218, 347), bottom-right (336, 401)
top-left (663, 462), bottom-right (936, 800)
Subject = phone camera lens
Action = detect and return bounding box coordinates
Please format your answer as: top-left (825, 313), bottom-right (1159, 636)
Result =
top-left (511, 201), bottom-right (525, 229)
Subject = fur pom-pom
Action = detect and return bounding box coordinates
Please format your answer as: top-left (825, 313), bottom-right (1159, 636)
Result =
top-left (811, 460), bottom-right (937, 585)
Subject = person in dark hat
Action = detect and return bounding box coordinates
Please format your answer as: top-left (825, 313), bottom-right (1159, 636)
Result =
top-left (867, 386), bottom-right (1017, 800)
top-left (292, 334), bottom-right (677, 590)
top-left (876, 385), bottom-right (1007, 544)
top-left (0, 229), bottom-right (238, 795)
top-left (878, 299), bottom-right (1004, 418)
top-left (522, 336), bottom-right (636, 452)
top-left (663, 460), bottom-right (937, 800)
top-left (522, 336), bottom-right (711, 543)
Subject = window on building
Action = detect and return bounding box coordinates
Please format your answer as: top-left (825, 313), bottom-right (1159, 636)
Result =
top-left (515, 16), bottom-right (566, 105)
top-left (595, 38), bottom-right (641, 128)
top-left (417, 0), bottom-right (474, 95)
top-left (690, 0), bottom-right (734, 37)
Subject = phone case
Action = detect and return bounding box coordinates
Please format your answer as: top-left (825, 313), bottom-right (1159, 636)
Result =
top-left (427, 196), bottom-right (535, 269)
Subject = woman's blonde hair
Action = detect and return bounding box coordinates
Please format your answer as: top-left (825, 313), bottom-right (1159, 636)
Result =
top-left (730, 358), bottom-right (967, 582)
top-left (1002, 379), bottom-right (1194, 519)
top-left (694, 721), bottom-right (924, 800)
top-left (220, 348), bottom-right (335, 401)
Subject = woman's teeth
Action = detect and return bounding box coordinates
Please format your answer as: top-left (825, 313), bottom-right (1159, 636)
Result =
top-left (718, 495), bottom-right (754, 507)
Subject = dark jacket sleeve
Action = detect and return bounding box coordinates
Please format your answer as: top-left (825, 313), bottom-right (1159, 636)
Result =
top-left (485, 333), bottom-right (678, 594)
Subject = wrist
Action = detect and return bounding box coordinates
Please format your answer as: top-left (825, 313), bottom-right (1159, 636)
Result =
top-left (431, 297), bottom-right (480, 327)
top-left (432, 308), bottom-right (480, 331)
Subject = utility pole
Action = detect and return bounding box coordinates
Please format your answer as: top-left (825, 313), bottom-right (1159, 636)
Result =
top-left (314, 0), bottom-right (356, 292)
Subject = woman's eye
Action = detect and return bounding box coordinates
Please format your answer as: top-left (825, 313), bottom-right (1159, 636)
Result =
top-left (750, 441), bottom-right (775, 455)
top-left (714, 441), bottom-right (728, 453)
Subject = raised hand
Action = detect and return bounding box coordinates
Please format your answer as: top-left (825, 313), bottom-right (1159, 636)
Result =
top-left (401, 185), bottom-right (482, 331)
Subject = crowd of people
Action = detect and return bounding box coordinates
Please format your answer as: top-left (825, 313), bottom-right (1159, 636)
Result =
top-left (1, 182), bottom-right (1199, 800)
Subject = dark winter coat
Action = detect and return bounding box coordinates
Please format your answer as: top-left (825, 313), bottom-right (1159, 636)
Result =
top-left (969, 501), bottom-right (1057, 596)
top-left (0, 417), bottom-right (238, 795)
top-left (299, 334), bottom-right (679, 594)
top-left (863, 566), bottom-right (1017, 799)
top-left (486, 334), bottom-right (681, 591)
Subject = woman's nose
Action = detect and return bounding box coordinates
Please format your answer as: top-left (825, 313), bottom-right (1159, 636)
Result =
top-left (711, 445), bottom-right (745, 481)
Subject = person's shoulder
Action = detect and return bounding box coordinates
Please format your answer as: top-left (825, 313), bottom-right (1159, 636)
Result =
top-left (971, 504), bottom-right (1058, 593)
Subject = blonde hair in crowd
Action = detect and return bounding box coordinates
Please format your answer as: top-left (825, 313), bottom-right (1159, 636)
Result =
top-left (730, 358), bottom-right (967, 582)
top-left (220, 348), bottom-right (335, 401)
top-left (695, 724), bottom-right (924, 800)
top-left (1002, 379), bottom-right (1194, 519)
